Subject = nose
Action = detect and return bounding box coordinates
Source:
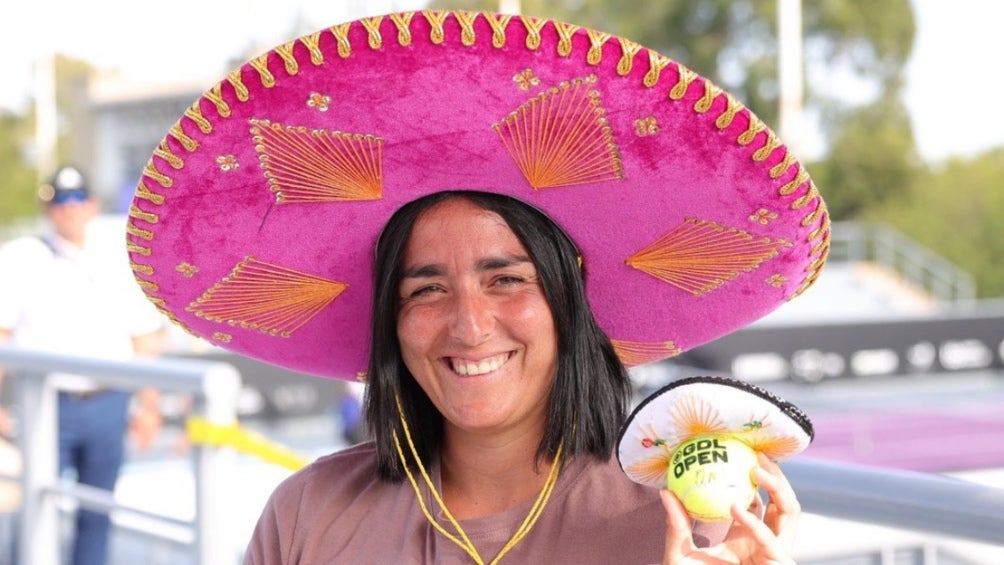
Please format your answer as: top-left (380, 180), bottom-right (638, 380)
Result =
top-left (448, 287), bottom-right (494, 346)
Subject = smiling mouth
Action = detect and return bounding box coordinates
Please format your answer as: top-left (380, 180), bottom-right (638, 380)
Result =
top-left (448, 353), bottom-right (512, 376)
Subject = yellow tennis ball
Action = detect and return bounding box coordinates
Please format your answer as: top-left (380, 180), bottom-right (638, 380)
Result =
top-left (667, 434), bottom-right (758, 522)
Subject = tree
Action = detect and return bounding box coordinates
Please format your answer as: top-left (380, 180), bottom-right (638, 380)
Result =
top-left (0, 110), bottom-right (37, 231)
top-left (869, 147), bottom-right (1004, 298)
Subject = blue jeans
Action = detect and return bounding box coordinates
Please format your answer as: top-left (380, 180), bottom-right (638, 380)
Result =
top-left (58, 391), bottom-right (129, 565)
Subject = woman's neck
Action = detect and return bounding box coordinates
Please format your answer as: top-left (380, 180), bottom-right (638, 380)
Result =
top-left (439, 426), bottom-right (554, 520)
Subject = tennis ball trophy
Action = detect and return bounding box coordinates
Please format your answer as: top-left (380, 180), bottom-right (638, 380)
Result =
top-left (618, 376), bottom-right (813, 523)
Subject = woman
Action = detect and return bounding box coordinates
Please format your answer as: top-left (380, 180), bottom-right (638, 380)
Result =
top-left (123, 10), bottom-right (828, 564)
top-left (244, 191), bottom-right (800, 563)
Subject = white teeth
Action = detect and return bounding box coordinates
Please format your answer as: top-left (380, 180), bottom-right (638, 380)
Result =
top-left (451, 354), bottom-right (507, 376)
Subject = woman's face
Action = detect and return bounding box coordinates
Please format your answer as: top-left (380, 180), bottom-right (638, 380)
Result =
top-left (396, 198), bottom-right (558, 436)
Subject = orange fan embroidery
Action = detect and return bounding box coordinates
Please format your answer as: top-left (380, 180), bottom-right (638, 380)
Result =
top-left (187, 257), bottom-right (348, 337)
top-left (494, 75), bottom-right (623, 189)
top-left (626, 218), bottom-right (791, 295)
top-left (250, 118), bottom-right (383, 203)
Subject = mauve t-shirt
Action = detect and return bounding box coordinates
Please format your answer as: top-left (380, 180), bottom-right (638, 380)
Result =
top-left (243, 442), bottom-right (728, 564)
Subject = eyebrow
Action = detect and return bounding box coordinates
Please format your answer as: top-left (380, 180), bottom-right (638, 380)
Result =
top-left (400, 254), bottom-right (533, 279)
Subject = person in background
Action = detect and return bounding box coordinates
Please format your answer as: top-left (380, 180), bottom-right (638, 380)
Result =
top-left (0, 165), bottom-right (166, 565)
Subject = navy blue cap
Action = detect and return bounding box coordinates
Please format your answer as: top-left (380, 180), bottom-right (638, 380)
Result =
top-left (38, 166), bottom-right (91, 205)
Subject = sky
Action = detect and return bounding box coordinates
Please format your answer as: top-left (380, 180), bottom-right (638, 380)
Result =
top-left (1, 0), bottom-right (1002, 163)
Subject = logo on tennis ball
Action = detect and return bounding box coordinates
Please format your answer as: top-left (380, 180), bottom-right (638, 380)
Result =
top-left (667, 434), bottom-right (758, 522)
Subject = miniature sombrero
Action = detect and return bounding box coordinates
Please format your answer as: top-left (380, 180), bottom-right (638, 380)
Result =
top-left (617, 376), bottom-right (814, 489)
top-left (126, 10), bottom-right (829, 381)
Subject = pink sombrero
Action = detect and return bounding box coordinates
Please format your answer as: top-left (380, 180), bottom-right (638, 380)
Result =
top-left (126, 10), bottom-right (830, 381)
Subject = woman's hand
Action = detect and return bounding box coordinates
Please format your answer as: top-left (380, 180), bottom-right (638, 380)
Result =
top-left (662, 453), bottom-right (800, 564)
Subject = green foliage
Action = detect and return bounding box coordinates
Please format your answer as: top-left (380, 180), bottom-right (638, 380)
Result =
top-left (867, 148), bottom-right (1004, 298)
top-left (0, 111), bottom-right (37, 230)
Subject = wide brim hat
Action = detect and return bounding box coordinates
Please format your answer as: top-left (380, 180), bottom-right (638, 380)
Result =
top-left (618, 376), bottom-right (814, 489)
top-left (126, 10), bottom-right (829, 381)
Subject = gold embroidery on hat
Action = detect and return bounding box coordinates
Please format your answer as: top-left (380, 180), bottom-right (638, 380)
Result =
top-left (131, 262), bottom-right (154, 276)
top-left (484, 13), bottom-right (512, 48)
top-left (360, 16), bottom-right (384, 49)
top-left (553, 21), bottom-right (579, 57)
top-left (224, 69), bottom-right (251, 102)
top-left (152, 144), bottom-right (183, 170)
top-left (300, 32), bottom-right (323, 65)
top-left (133, 181), bottom-right (165, 206)
top-left (766, 274), bottom-right (787, 287)
top-left (126, 222), bottom-right (153, 242)
top-left (249, 54), bottom-right (276, 88)
top-left (423, 11), bottom-right (449, 44)
top-left (187, 257), bottom-right (348, 338)
top-left (752, 132), bottom-right (782, 162)
top-left (626, 219), bottom-right (792, 296)
top-left (611, 339), bottom-right (681, 367)
top-left (213, 332), bottom-right (232, 343)
top-left (167, 120), bottom-right (199, 153)
top-left (770, 151), bottom-right (797, 179)
top-left (329, 23), bottom-right (352, 58)
top-left (129, 204), bottom-right (158, 225)
top-left (634, 116), bottom-right (658, 136)
top-left (643, 52), bottom-right (671, 87)
top-left (184, 102), bottom-right (215, 132)
top-left (513, 69), bottom-right (540, 91)
top-left (749, 208), bottom-right (778, 225)
top-left (521, 16), bottom-right (547, 50)
top-left (694, 81), bottom-right (722, 113)
top-left (143, 157), bottom-right (174, 188)
top-left (176, 263), bottom-right (199, 278)
top-left (585, 29), bottom-right (611, 65)
top-left (307, 92), bottom-right (331, 112)
top-left (250, 119), bottom-right (383, 203)
top-left (669, 65), bottom-right (698, 100)
top-left (390, 12), bottom-right (415, 46)
top-left (779, 166), bottom-right (810, 196)
top-left (274, 41), bottom-right (299, 75)
top-left (714, 94), bottom-right (743, 129)
top-left (216, 154), bottom-right (239, 171)
top-left (616, 38), bottom-right (641, 76)
top-left (127, 242), bottom-right (151, 257)
top-left (738, 114), bottom-right (766, 146)
top-left (455, 11), bottom-right (478, 46)
top-left (494, 75), bottom-right (623, 190)
top-left (135, 278), bottom-right (158, 293)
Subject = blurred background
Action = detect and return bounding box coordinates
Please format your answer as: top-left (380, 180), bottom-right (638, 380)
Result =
top-left (1, 0), bottom-right (1002, 563)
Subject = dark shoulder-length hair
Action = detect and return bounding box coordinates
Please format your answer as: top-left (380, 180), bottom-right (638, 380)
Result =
top-left (365, 190), bottom-right (631, 482)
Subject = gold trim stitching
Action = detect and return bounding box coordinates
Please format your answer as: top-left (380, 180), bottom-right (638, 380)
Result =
top-left (616, 38), bottom-right (642, 76)
top-left (694, 81), bottom-right (722, 113)
top-left (126, 222), bottom-right (153, 242)
top-left (127, 242), bottom-right (151, 257)
top-left (300, 32), bottom-right (324, 65)
top-left (184, 101), bottom-right (215, 132)
top-left (249, 54), bottom-right (276, 88)
top-left (770, 152), bottom-right (797, 179)
top-left (714, 94), bottom-right (742, 129)
top-left (484, 13), bottom-right (512, 48)
top-left (361, 16), bottom-right (384, 49)
top-left (133, 181), bottom-right (165, 205)
top-left (454, 11), bottom-right (478, 46)
top-left (152, 143), bottom-right (183, 170)
top-left (521, 15), bottom-right (547, 50)
top-left (585, 29), bottom-right (611, 65)
top-left (390, 12), bottom-right (416, 46)
top-left (752, 131), bottom-right (782, 162)
top-left (669, 65), bottom-right (697, 100)
top-left (423, 10), bottom-right (449, 44)
top-left (643, 52), bottom-right (671, 88)
top-left (274, 41), bottom-right (300, 75)
top-left (553, 21), bottom-right (579, 56)
top-left (129, 204), bottom-right (158, 224)
top-left (225, 69), bottom-right (251, 102)
top-left (329, 23), bottom-right (352, 58)
top-left (143, 158), bottom-right (173, 188)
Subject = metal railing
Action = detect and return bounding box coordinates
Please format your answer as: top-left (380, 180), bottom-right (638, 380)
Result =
top-left (0, 346), bottom-right (241, 565)
top-left (2, 347), bottom-right (1003, 563)
top-left (829, 222), bottom-right (977, 306)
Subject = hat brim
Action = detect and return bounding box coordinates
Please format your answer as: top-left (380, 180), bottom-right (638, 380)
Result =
top-left (127, 11), bottom-right (829, 380)
top-left (617, 376), bottom-right (814, 489)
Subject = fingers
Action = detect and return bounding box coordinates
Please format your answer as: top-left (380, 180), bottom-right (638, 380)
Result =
top-left (660, 489), bottom-right (697, 560)
top-left (752, 453), bottom-right (800, 550)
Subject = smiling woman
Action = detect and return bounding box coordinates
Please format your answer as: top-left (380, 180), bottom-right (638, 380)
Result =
top-left (123, 10), bottom-right (828, 564)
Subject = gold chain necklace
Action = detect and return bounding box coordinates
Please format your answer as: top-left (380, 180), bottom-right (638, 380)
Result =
top-left (392, 395), bottom-right (563, 565)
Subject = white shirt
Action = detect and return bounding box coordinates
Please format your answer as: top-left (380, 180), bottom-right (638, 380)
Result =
top-left (0, 217), bottom-right (165, 391)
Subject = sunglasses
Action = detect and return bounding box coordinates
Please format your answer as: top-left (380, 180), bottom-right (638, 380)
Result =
top-left (49, 191), bottom-right (90, 206)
